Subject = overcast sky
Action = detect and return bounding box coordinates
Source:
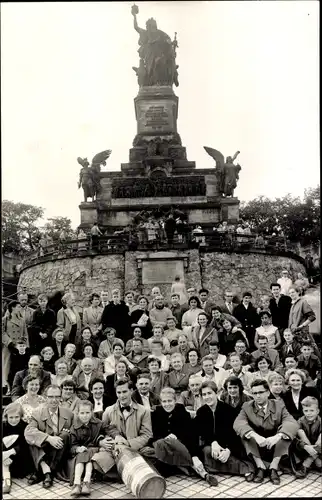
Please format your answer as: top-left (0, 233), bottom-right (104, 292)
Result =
top-left (1, 1), bottom-right (319, 228)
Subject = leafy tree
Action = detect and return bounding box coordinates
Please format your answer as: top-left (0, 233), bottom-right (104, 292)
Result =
top-left (2, 200), bottom-right (44, 253)
top-left (240, 186), bottom-right (320, 245)
top-left (42, 216), bottom-right (76, 242)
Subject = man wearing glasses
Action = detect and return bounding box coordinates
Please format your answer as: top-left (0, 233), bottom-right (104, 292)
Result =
top-left (234, 378), bottom-right (299, 485)
top-left (25, 384), bottom-right (74, 489)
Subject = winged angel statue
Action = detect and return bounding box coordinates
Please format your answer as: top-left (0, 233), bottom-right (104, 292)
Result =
top-left (204, 147), bottom-right (241, 197)
top-left (77, 150), bottom-right (112, 202)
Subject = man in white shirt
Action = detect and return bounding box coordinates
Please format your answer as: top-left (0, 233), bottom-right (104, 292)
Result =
top-left (100, 290), bottom-right (109, 309)
top-left (73, 358), bottom-right (103, 399)
top-left (277, 270), bottom-right (293, 296)
top-left (90, 222), bottom-right (102, 251)
top-left (209, 342), bottom-right (227, 369)
top-left (200, 355), bottom-right (227, 391)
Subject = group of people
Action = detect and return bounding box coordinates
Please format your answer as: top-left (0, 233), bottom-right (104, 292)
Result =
top-left (2, 269), bottom-right (321, 497)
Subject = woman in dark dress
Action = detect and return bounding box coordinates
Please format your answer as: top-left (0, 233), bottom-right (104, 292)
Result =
top-left (104, 359), bottom-right (132, 404)
top-left (130, 295), bottom-right (152, 339)
top-left (219, 319), bottom-right (249, 356)
top-left (151, 387), bottom-right (218, 485)
top-left (29, 294), bottom-right (56, 354)
top-left (51, 327), bottom-right (68, 361)
top-left (282, 368), bottom-right (320, 420)
top-left (75, 326), bottom-right (99, 359)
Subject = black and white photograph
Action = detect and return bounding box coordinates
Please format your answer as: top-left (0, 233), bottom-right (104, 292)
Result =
top-left (1, 1), bottom-right (320, 498)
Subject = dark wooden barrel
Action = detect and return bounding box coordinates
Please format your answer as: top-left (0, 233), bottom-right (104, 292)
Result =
top-left (115, 448), bottom-right (166, 498)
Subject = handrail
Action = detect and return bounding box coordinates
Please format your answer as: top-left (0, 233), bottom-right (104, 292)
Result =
top-left (18, 231), bottom-right (312, 272)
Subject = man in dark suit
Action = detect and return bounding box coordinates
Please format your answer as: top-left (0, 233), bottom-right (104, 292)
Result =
top-left (221, 290), bottom-right (237, 316)
top-left (101, 289), bottom-right (131, 342)
top-left (170, 293), bottom-right (185, 325)
top-left (178, 373), bottom-right (203, 417)
top-left (269, 283), bottom-right (292, 332)
top-left (132, 372), bottom-right (160, 411)
top-left (233, 292), bottom-right (260, 351)
top-left (234, 379), bottom-right (299, 484)
top-left (194, 380), bottom-right (254, 485)
top-left (199, 288), bottom-right (215, 316)
top-left (11, 355), bottom-right (52, 400)
top-left (24, 384), bottom-right (74, 488)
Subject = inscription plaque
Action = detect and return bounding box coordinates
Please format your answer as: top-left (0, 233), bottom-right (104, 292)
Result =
top-left (136, 99), bottom-right (176, 134)
top-left (142, 260), bottom-right (184, 285)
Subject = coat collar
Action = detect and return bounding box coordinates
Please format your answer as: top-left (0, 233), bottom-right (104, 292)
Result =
top-left (116, 399), bottom-right (139, 417)
top-left (253, 399), bottom-right (274, 419)
top-left (73, 416), bottom-right (98, 430)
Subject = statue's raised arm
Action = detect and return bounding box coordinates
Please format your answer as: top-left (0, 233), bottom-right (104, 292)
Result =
top-left (131, 4), bottom-right (144, 34)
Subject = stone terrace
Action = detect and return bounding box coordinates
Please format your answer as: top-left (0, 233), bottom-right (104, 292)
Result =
top-left (4, 471), bottom-right (321, 499)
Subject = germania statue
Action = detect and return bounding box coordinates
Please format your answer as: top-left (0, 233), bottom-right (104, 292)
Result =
top-left (131, 3), bottom-right (179, 87)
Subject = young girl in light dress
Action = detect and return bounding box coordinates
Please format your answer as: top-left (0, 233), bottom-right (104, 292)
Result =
top-left (254, 310), bottom-right (281, 349)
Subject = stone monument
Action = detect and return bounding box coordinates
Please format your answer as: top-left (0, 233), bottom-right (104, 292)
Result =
top-left (79, 4), bottom-right (240, 231)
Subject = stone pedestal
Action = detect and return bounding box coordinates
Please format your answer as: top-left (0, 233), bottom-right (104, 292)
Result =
top-left (79, 84), bottom-right (240, 231)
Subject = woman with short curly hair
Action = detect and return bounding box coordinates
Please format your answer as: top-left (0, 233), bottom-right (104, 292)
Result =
top-left (282, 368), bottom-right (320, 420)
top-left (15, 375), bottom-right (46, 423)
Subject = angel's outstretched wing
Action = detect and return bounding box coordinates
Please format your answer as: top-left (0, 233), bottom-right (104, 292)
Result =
top-left (203, 147), bottom-right (225, 168)
top-left (77, 157), bottom-right (89, 168)
top-left (91, 150), bottom-right (112, 166)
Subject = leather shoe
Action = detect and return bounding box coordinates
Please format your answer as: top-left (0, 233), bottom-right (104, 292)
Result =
top-left (82, 482), bottom-right (91, 496)
top-left (27, 473), bottom-right (42, 485)
top-left (245, 472), bottom-right (255, 482)
top-left (70, 484), bottom-right (82, 497)
top-left (269, 469), bottom-right (280, 485)
top-left (253, 468), bottom-right (265, 483)
top-left (295, 464), bottom-right (308, 479)
top-left (43, 472), bottom-right (53, 489)
top-left (205, 473), bottom-right (218, 486)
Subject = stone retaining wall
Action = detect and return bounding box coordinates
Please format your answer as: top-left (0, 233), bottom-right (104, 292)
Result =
top-left (18, 250), bottom-right (306, 306)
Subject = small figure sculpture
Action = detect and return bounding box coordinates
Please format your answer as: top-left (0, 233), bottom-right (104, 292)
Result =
top-left (77, 150), bottom-right (112, 202)
top-left (131, 3), bottom-right (179, 87)
top-left (203, 147), bottom-right (242, 197)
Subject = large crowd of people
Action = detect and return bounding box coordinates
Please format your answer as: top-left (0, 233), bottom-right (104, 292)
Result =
top-left (2, 268), bottom-right (321, 497)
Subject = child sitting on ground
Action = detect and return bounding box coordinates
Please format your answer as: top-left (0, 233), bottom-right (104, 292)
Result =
top-left (2, 402), bottom-right (33, 494)
top-left (70, 400), bottom-right (115, 497)
top-left (294, 396), bottom-right (321, 478)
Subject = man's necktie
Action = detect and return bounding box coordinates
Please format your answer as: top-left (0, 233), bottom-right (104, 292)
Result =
top-left (121, 406), bottom-right (131, 413)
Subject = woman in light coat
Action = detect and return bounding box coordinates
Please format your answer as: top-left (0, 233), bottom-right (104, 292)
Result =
top-left (2, 301), bottom-right (29, 393)
top-left (57, 292), bottom-right (82, 344)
